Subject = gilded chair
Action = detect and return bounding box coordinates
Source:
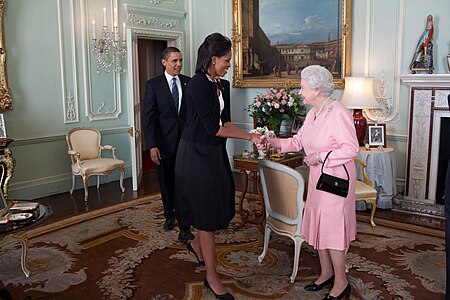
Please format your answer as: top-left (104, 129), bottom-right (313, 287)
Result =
top-left (66, 127), bottom-right (125, 201)
top-left (258, 160), bottom-right (306, 283)
top-left (355, 158), bottom-right (377, 227)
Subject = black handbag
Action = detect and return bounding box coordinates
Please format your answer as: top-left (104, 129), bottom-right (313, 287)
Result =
top-left (316, 151), bottom-right (349, 198)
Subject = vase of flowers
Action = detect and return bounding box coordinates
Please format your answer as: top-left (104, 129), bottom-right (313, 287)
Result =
top-left (245, 87), bottom-right (305, 135)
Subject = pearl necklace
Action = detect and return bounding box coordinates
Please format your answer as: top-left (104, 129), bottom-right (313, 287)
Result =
top-left (314, 97), bottom-right (331, 118)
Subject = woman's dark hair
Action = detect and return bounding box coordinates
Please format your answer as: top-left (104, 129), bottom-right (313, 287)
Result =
top-left (195, 33), bottom-right (232, 74)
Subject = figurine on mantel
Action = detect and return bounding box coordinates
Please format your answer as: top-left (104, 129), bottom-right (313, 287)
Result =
top-left (410, 14), bottom-right (434, 74)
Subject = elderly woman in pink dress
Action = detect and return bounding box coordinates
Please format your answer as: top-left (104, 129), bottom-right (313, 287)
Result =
top-left (263, 65), bottom-right (359, 300)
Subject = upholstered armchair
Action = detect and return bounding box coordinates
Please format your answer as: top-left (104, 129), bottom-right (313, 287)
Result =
top-left (66, 127), bottom-right (125, 201)
top-left (355, 158), bottom-right (377, 227)
top-left (258, 160), bottom-right (306, 283)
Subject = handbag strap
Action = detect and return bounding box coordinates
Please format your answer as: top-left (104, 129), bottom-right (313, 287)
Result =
top-left (321, 151), bottom-right (349, 180)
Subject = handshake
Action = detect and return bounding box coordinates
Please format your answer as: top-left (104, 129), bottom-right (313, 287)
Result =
top-left (255, 135), bottom-right (281, 151)
top-left (249, 127), bottom-right (281, 151)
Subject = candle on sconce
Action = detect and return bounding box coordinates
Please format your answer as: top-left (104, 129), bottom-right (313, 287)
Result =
top-left (103, 7), bottom-right (107, 27)
top-left (113, 22), bottom-right (118, 41)
top-left (114, 7), bottom-right (118, 25)
top-left (122, 22), bottom-right (126, 41)
top-left (92, 20), bottom-right (96, 40)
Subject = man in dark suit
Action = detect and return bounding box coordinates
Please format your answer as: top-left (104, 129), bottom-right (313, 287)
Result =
top-left (446, 159), bottom-right (450, 298)
top-left (143, 47), bottom-right (193, 243)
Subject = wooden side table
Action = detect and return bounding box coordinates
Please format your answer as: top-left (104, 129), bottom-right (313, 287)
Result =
top-left (233, 153), bottom-right (303, 232)
top-left (356, 147), bottom-right (397, 209)
top-left (0, 201), bottom-right (52, 277)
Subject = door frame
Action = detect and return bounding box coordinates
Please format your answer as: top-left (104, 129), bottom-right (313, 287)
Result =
top-left (126, 27), bottom-right (185, 190)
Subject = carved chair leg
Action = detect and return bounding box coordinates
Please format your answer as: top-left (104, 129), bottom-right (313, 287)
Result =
top-left (119, 168), bottom-right (125, 193)
top-left (70, 175), bottom-right (76, 194)
top-left (82, 175), bottom-right (89, 201)
top-left (97, 176), bottom-right (100, 189)
top-left (366, 198), bottom-right (377, 228)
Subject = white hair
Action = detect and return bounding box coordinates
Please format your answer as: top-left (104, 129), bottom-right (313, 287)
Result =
top-left (301, 65), bottom-right (334, 97)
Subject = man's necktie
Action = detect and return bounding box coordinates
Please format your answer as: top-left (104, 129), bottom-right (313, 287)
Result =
top-left (171, 77), bottom-right (179, 114)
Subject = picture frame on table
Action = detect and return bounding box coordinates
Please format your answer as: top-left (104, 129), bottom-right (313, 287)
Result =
top-left (290, 115), bottom-right (305, 134)
top-left (367, 124), bottom-right (386, 147)
top-left (231, 0), bottom-right (352, 88)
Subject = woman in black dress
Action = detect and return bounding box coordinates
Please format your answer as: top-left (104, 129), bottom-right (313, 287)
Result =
top-left (175, 33), bottom-right (262, 299)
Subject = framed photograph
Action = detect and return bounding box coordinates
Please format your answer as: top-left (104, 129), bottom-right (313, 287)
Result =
top-left (290, 115), bottom-right (305, 134)
top-left (231, 0), bottom-right (352, 88)
top-left (0, 114), bottom-right (6, 138)
top-left (368, 124), bottom-right (386, 147)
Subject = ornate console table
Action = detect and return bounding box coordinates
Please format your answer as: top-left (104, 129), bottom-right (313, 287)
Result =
top-left (0, 138), bottom-right (15, 199)
top-left (0, 201), bottom-right (52, 277)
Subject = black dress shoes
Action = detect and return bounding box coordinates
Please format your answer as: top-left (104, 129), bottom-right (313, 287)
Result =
top-left (304, 275), bottom-right (335, 291)
top-left (163, 218), bottom-right (175, 230)
top-left (178, 228), bottom-right (194, 243)
top-left (203, 278), bottom-right (234, 300)
top-left (322, 283), bottom-right (351, 300)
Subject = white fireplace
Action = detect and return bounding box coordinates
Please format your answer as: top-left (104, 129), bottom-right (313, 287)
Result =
top-left (400, 74), bottom-right (450, 216)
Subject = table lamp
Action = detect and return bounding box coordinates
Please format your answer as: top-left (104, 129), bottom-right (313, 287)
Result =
top-left (340, 77), bottom-right (380, 146)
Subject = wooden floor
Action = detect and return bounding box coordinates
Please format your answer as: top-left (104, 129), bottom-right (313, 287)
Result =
top-left (34, 170), bottom-right (445, 231)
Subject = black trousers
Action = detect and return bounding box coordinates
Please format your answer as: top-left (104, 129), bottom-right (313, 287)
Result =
top-left (445, 160), bottom-right (450, 298)
top-left (156, 155), bottom-right (189, 230)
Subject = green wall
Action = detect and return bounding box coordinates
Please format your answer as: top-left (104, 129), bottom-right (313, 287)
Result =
top-left (3, 0), bottom-right (450, 199)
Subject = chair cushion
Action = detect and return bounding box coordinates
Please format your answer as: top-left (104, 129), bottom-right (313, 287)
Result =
top-left (355, 180), bottom-right (377, 200)
top-left (72, 158), bottom-right (124, 175)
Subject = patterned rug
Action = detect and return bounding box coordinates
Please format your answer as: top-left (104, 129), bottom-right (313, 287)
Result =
top-left (0, 194), bottom-right (445, 299)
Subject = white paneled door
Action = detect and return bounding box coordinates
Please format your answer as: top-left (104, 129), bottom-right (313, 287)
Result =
top-left (127, 29), bottom-right (143, 191)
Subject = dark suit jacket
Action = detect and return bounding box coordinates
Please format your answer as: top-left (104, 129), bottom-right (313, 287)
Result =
top-left (143, 73), bottom-right (191, 158)
top-left (181, 72), bottom-right (231, 145)
top-left (445, 159), bottom-right (450, 296)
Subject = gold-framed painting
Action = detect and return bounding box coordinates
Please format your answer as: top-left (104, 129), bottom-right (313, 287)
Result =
top-left (231, 0), bottom-right (352, 89)
top-left (0, 0), bottom-right (12, 111)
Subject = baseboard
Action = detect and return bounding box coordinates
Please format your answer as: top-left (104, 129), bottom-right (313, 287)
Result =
top-left (356, 213), bottom-right (444, 238)
top-left (392, 196), bottom-right (444, 219)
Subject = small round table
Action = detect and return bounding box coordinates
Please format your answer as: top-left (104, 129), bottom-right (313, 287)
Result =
top-left (0, 201), bottom-right (52, 277)
top-left (356, 147), bottom-right (397, 210)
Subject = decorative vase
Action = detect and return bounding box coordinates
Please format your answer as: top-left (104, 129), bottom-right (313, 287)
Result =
top-left (257, 149), bottom-right (267, 159)
top-left (268, 120), bottom-right (281, 136)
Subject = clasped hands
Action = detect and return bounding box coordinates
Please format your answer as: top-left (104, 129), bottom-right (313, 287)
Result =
top-left (257, 135), bottom-right (281, 151)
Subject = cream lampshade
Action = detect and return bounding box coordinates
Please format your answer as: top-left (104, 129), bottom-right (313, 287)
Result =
top-left (340, 77), bottom-right (380, 145)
